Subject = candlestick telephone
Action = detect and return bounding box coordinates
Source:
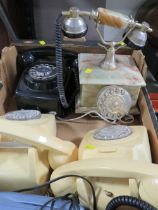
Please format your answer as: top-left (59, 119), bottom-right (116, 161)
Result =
top-left (16, 47), bottom-right (80, 116)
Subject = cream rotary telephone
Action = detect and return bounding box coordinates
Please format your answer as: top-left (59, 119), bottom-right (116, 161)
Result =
top-left (0, 110), bottom-right (77, 191)
top-left (79, 125), bottom-right (152, 162)
top-left (51, 158), bottom-right (158, 210)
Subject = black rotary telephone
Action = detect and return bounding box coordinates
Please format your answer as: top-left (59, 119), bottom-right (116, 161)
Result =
top-left (15, 47), bottom-right (80, 116)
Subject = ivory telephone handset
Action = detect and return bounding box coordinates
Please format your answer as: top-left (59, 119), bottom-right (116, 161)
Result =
top-left (0, 110), bottom-right (77, 191)
top-left (50, 158), bottom-right (158, 210)
top-left (79, 125), bottom-right (152, 163)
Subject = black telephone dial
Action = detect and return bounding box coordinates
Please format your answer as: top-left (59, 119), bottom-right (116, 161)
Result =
top-left (15, 47), bottom-right (80, 116)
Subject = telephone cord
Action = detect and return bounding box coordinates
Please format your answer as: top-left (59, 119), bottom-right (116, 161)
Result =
top-left (39, 193), bottom-right (79, 210)
top-left (56, 14), bottom-right (69, 108)
top-left (57, 110), bottom-right (117, 124)
top-left (106, 195), bottom-right (157, 210)
top-left (57, 110), bottom-right (134, 125)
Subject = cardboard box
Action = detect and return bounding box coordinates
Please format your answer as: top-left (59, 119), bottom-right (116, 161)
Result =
top-left (0, 44), bottom-right (158, 164)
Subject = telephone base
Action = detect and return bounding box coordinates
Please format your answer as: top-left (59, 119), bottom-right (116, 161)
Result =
top-left (77, 53), bottom-right (146, 112)
top-left (79, 126), bottom-right (152, 163)
top-left (16, 68), bottom-right (75, 116)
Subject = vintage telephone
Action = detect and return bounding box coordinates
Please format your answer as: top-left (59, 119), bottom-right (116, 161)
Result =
top-left (50, 122), bottom-right (158, 209)
top-left (51, 158), bottom-right (158, 210)
top-left (16, 47), bottom-right (80, 116)
top-left (56, 7), bottom-right (152, 114)
top-left (0, 110), bottom-right (77, 191)
top-left (59, 7), bottom-right (152, 66)
top-left (78, 125), bottom-right (152, 162)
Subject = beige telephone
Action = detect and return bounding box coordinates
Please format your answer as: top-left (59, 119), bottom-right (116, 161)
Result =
top-left (79, 125), bottom-right (152, 163)
top-left (51, 158), bottom-right (158, 210)
top-left (51, 125), bottom-right (157, 209)
top-left (0, 110), bottom-right (77, 191)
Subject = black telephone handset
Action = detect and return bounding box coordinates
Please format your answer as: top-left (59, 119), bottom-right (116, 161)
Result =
top-left (16, 47), bottom-right (80, 116)
top-left (17, 47), bottom-right (77, 72)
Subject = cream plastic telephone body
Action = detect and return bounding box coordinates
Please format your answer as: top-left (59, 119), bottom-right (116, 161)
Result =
top-left (51, 158), bottom-right (158, 210)
top-left (0, 114), bottom-right (77, 191)
top-left (51, 126), bottom-right (156, 209)
top-left (79, 126), bottom-right (152, 163)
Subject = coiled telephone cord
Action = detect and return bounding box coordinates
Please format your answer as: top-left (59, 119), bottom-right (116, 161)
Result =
top-left (106, 195), bottom-right (157, 210)
top-left (56, 14), bottom-right (69, 108)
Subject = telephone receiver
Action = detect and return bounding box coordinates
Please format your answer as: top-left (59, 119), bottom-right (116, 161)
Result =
top-left (51, 158), bottom-right (158, 209)
top-left (0, 114), bottom-right (77, 169)
top-left (17, 47), bottom-right (78, 71)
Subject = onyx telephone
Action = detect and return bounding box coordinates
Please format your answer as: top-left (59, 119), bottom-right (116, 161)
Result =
top-left (16, 47), bottom-right (80, 116)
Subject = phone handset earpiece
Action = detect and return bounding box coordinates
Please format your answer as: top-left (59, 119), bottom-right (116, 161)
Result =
top-left (50, 164), bottom-right (77, 196)
top-left (48, 143), bottom-right (78, 169)
top-left (139, 177), bottom-right (158, 208)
